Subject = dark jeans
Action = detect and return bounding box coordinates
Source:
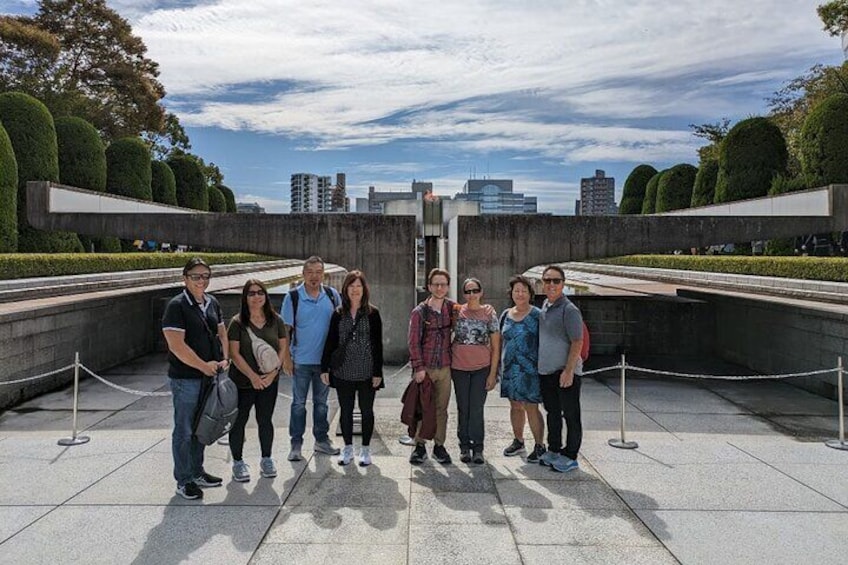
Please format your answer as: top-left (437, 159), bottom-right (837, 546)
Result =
top-left (169, 377), bottom-right (205, 487)
top-left (452, 367), bottom-right (489, 452)
top-left (335, 379), bottom-right (376, 446)
top-left (539, 372), bottom-right (582, 460)
top-left (228, 379), bottom-right (279, 460)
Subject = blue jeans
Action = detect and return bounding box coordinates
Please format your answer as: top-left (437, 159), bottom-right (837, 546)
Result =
top-left (169, 377), bottom-right (206, 487)
top-left (289, 364), bottom-right (331, 446)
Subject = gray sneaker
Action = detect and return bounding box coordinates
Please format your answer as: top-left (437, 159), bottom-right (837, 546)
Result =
top-left (232, 460), bottom-right (250, 482)
top-left (315, 440), bottom-right (341, 455)
top-left (287, 445), bottom-right (303, 462)
top-left (260, 457), bottom-right (277, 478)
top-left (539, 450), bottom-right (561, 467)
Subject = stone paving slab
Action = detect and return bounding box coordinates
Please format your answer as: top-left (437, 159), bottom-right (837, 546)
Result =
top-left (647, 412), bottom-right (779, 436)
top-left (771, 463), bottom-right (848, 507)
top-left (285, 477), bottom-right (410, 509)
top-left (0, 408), bottom-right (109, 432)
top-left (504, 507), bottom-right (662, 547)
top-left (409, 491), bottom-right (507, 525)
top-left (266, 505), bottom-right (408, 544)
top-left (496, 478), bottom-right (628, 511)
top-left (728, 436), bottom-right (848, 464)
top-left (487, 454), bottom-right (602, 482)
top-left (410, 464), bottom-right (496, 493)
top-left (0, 506), bottom-right (53, 544)
top-left (518, 545), bottom-right (679, 565)
top-left (409, 523), bottom-right (522, 565)
top-left (580, 437), bottom-right (758, 465)
top-left (252, 543), bottom-right (407, 564)
top-left (604, 380), bottom-right (747, 415)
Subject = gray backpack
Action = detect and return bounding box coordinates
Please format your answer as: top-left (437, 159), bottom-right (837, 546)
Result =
top-left (193, 371), bottom-right (239, 445)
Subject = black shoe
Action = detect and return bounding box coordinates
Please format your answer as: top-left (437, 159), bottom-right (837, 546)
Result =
top-left (460, 449), bottom-right (472, 464)
top-left (432, 444), bottom-right (452, 465)
top-left (503, 438), bottom-right (525, 457)
top-left (409, 443), bottom-right (428, 465)
top-left (527, 444), bottom-right (546, 464)
top-left (175, 481), bottom-right (203, 500)
top-left (195, 472), bottom-right (223, 488)
top-left (472, 450), bottom-right (485, 465)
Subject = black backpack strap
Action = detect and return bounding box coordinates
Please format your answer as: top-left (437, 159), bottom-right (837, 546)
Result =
top-left (323, 284), bottom-right (337, 307)
top-left (498, 309), bottom-right (508, 333)
top-left (290, 288), bottom-right (300, 346)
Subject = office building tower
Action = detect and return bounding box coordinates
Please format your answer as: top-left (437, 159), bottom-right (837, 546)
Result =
top-left (290, 173), bottom-right (333, 213)
top-left (579, 170), bottom-right (616, 216)
top-left (454, 179), bottom-right (537, 214)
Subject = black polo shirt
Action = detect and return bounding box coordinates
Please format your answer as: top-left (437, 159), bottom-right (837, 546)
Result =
top-left (162, 290), bottom-right (225, 379)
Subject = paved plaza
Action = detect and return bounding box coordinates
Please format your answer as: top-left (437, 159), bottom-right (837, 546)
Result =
top-left (1, 353), bottom-right (847, 564)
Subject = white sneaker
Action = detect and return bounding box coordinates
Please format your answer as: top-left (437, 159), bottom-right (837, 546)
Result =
top-left (358, 446), bottom-right (372, 467)
top-left (338, 444), bottom-right (354, 466)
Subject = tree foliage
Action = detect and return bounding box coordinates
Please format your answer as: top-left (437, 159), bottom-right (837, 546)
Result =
top-left (217, 184), bottom-right (237, 213)
top-left (151, 160), bottom-right (177, 205)
top-left (0, 15), bottom-right (60, 98)
top-left (641, 170), bottom-right (665, 214)
top-left (619, 164), bottom-right (657, 215)
top-left (168, 155), bottom-right (208, 211)
top-left (656, 163), bottom-right (698, 213)
top-left (799, 93), bottom-right (848, 187)
top-left (0, 123), bottom-right (18, 252)
top-left (818, 0), bottom-right (848, 36)
top-left (714, 117), bottom-right (788, 203)
top-left (690, 159), bottom-right (718, 207)
top-left (105, 137), bottom-right (152, 200)
top-left (55, 116), bottom-right (105, 191)
top-left (208, 185), bottom-right (226, 212)
top-left (689, 118), bottom-right (731, 163)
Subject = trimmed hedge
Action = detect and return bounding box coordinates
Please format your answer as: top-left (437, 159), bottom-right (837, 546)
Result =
top-left (691, 159), bottom-right (718, 207)
top-left (106, 137), bottom-right (152, 200)
top-left (0, 252), bottom-right (278, 280)
top-left (800, 93), bottom-right (848, 187)
top-left (641, 170), bottom-right (665, 214)
top-left (715, 117), bottom-right (787, 203)
top-left (218, 184), bottom-right (236, 213)
top-left (151, 160), bottom-right (177, 205)
top-left (168, 155), bottom-right (207, 210)
top-left (208, 185), bottom-right (226, 212)
top-left (55, 116), bottom-right (106, 191)
top-left (656, 163), bottom-right (697, 212)
top-left (0, 122), bottom-right (17, 252)
top-left (619, 164), bottom-right (657, 215)
top-left (595, 255), bottom-right (848, 282)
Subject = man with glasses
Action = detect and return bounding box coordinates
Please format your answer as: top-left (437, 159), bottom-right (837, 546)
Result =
top-left (281, 256), bottom-right (341, 461)
top-left (162, 257), bottom-right (230, 500)
top-left (538, 265), bottom-right (584, 473)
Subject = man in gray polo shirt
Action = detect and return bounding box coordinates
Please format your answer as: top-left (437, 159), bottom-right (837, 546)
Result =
top-left (537, 264), bottom-right (584, 473)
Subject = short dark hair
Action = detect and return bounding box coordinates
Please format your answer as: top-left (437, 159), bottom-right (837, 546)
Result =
top-left (427, 268), bottom-right (450, 284)
top-left (542, 264), bottom-right (565, 279)
top-left (508, 275), bottom-right (534, 296)
top-left (183, 257), bottom-right (210, 275)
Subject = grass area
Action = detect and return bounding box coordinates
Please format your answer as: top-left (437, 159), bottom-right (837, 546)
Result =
top-left (593, 255), bottom-right (848, 282)
top-left (0, 253), bottom-right (279, 280)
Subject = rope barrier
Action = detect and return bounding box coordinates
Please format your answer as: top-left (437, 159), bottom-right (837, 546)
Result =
top-left (79, 364), bottom-right (172, 397)
top-left (624, 364), bottom-right (836, 381)
top-left (0, 364), bottom-right (74, 385)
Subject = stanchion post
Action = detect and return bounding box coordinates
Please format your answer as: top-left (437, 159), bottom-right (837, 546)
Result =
top-left (609, 352), bottom-right (638, 449)
top-left (58, 352), bottom-right (90, 446)
top-left (826, 356), bottom-right (848, 451)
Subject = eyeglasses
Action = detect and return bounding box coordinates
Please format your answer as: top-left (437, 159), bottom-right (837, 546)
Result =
top-left (247, 290), bottom-right (266, 297)
top-left (430, 282), bottom-right (449, 288)
top-left (186, 273), bottom-right (211, 282)
top-left (542, 278), bottom-right (564, 285)
top-left (463, 288), bottom-right (481, 294)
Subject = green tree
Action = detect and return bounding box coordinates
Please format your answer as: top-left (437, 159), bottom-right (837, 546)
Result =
top-left (689, 118), bottom-right (731, 163)
top-left (151, 160), bottom-right (177, 205)
top-left (641, 170), bottom-right (665, 214)
top-left (143, 111), bottom-right (191, 160)
top-left (208, 185), bottom-right (226, 212)
top-left (105, 137), bottom-right (152, 200)
top-left (818, 1), bottom-right (848, 36)
top-left (217, 184), bottom-right (237, 213)
top-left (619, 164), bottom-right (657, 215)
top-left (0, 16), bottom-right (60, 99)
top-left (55, 116), bottom-right (105, 191)
top-left (691, 159), bottom-right (719, 207)
top-left (656, 164), bottom-right (698, 212)
top-left (799, 93), bottom-right (848, 187)
top-left (0, 91), bottom-right (81, 252)
top-left (715, 117), bottom-right (788, 203)
top-left (0, 122), bottom-right (18, 252)
top-left (168, 155), bottom-right (207, 211)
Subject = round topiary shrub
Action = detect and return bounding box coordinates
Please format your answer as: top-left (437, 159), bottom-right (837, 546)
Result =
top-left (208, 185), bottom-right (226, 212)
top-left (800, 93), bottom-right (848, 188)
top-left (106, 137), bottom-right (152, 200)
top-left (620, 164), bottom-right (657, 215)
top-left (656, 163), bottom-right (698, 212)
top-left (641, 170), bottom-right (665, 214)
top-left (690, 159), bottom-right (718, 207)
top-left (715, 117), bottom-right (787, 203)
top-left (0, 91), bottom-right (81, 252)
top-left (217, 184), bottom-right (236, 213)
top-left (151, 160), bottom-right (177, 205)
top-left (0, 122), bottom-right (18, 252)
top-left (55, 116), bottom-right (106, 191)
top-left (167, 155), bottom-right (208, 210)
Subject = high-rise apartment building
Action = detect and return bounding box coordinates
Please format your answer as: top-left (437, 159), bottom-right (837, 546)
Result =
top-left (578, 170), bottom-right (616, 216)
top-left (290, 173), bottom-right (333, 213)
top-left (454, 179), bottom-right (537, 214)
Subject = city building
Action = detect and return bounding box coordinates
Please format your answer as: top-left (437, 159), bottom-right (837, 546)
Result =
top-left (363, 180), bottom-right (431, 213)
top-left (236, 202), bottom-right (266, 214)
top-left (578, 170), bottom-right (616, 216)
top-left (454, 179), bottom-right (537, 214)
top-left (290, 173), bottom-right (332, 213)
top-left (330, 173), bottom-right (349, 212)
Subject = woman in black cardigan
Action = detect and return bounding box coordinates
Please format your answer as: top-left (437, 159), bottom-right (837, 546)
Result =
top-left (321, 270), bottom-right (384, 466)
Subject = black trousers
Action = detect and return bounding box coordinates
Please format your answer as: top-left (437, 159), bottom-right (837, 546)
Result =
top-left (451, 367), bottom-right (489, 451)
top-left (539, 373), bottom-right (582, 460)
top-left (335, 379), bottom-right (376, 446)
top-left (229, 378), bottom-right (279, 460)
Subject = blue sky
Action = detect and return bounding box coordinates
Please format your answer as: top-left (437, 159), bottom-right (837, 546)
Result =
top-left (2, 1), bottom-right (844, 213)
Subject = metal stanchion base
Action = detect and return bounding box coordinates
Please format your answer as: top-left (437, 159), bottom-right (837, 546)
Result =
top-left (825, 439), bottom-right (848, 451)
top-left (58, 435), bottom-right (90, 446)
top-left (608, 439), bottom-right (638, 449)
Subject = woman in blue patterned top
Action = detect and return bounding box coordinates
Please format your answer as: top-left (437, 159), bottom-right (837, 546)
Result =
top-left (499, 275), bottom-right (546, 462)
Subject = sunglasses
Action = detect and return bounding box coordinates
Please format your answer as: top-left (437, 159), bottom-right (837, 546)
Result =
top-left (247, 290), bottom-right (266, 297)
top-left (542, 278), bottom-right (564, 285)
top-left (463, 288), bottom-right (482, 294)
top-left (186, 273), bottom-right (211, 282)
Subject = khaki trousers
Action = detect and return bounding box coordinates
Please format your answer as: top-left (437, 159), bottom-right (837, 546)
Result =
top-left (415, 366), bottom-right (452, 446)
